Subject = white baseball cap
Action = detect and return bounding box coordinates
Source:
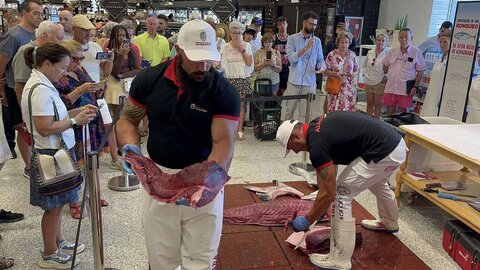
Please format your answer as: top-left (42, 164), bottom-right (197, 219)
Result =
top-left (276, 120), bottom-right (299, 157)
top-left (177, 19), bottom-right (220, 62)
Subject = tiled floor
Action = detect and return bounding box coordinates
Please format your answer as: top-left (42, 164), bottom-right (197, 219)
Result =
top-left (0, 95), bottom-right (461, 269)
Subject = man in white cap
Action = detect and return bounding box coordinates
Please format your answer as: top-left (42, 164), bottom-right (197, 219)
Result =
top-left (72, 14), bottom-right (112, 82)
top-left (276, 111), bottom-right (406, 269)
top-left (117, 19), bottom-right (240, 269)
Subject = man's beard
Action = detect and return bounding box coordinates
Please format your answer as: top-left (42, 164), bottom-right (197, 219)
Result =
top-left (176, 57), bottom-right (211, 99)
top-left (304, 27), bottom-right (312, 34)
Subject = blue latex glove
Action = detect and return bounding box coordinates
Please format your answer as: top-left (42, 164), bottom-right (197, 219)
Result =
top-left (175, 197), bottom-right (190, 207)
top-left (121, 144), bottom-right (142, 174)
top-left (291, 216), bottom-right (311, 232)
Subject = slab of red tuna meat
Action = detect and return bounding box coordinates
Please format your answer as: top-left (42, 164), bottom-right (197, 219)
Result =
top-left (223, 197), bottom-right (319, 226)
top-left (124, 151), bottom-right (230, 208)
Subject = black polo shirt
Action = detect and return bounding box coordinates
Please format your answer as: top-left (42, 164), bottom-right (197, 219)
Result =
top-left (305, 111), bottom-right (401, 170)
top-left (129, 56), bottom-right (240, 169)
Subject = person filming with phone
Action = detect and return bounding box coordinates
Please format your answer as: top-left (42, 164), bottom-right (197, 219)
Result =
top-left (254, 33), bottom-right (282, 96)
top-left (283, 11), bottom-right (325, 123)
top-left (102, 25), bottom-right (141, 117)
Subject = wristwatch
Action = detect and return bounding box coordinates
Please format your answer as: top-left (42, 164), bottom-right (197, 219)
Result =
top-left (70, 118), bottom-right (78, 128)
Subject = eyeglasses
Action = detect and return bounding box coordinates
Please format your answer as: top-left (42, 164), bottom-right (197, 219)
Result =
top-left (30, 11), bottom-right (45, 17)
top-left (371, 58), bottom-right (376, 66)
top-left (72, 56), bottom-right (85, 63)
top-left (231, 32), bottom-right (242, 35)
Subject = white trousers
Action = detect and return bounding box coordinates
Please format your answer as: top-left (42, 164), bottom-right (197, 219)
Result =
top-left (332, 139), bottom-right (406, 225)
top-left (141, 186), bottom-right (224, 270)
top-left (281, 82), bottom-right (316, 123)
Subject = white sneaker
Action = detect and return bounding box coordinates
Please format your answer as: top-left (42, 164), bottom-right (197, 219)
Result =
top-left (237, 131), bottom-right (245, 140)
top-left (38, 250), bottom-right (79, 269)
top-left (58, 239), bottom-right (86, 255)
top-left (361, 219), bottom-right (398, 233)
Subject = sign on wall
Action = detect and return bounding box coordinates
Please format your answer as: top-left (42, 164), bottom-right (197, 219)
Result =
top-left (100, 0), bottom-right (128, 21)
top-left (211, 0), bottom-right (236, 23)
top-left (438, 1), bottom-right (480, 121)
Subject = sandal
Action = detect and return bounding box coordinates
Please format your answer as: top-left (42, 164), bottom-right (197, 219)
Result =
top-left (101, 199), bottom-right (109, 207)
top-left (70, 205), bottom-right (82, 219)
top-left (237, 131), bottom-right (245, 141)
top-left (0, 257), bottom-right (14, 269)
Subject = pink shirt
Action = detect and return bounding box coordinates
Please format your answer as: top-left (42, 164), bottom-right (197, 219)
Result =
top-left (382, 45), bottom-right (426, 96)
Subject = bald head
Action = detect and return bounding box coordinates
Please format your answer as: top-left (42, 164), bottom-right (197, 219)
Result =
top-left (146, 16), bottom-right (159, 36)
top-left (59, 9), bottom-right (73, 33)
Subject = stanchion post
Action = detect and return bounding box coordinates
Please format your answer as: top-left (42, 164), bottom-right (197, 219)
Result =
top-left (301, 93), bottom-right (314, 170)
top-left (108, 95), bottom-right (139, 192)
top-left (290, 93), bottom-right (315, 175)
top-left (86, 152), bottom-right (105, 270)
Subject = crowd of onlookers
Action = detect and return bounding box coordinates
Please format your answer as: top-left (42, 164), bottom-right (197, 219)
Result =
top-left (0, 0), bottom-right (465, 267)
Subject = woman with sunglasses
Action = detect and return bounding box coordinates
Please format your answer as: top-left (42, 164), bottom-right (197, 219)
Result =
top-left (55, 39), bottom-right (109, 219)
top-left (364, 33), bottom-right (389, 118)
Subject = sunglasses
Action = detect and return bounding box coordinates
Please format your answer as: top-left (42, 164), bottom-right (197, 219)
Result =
top-left (72, 56), bottom-right (85, 63)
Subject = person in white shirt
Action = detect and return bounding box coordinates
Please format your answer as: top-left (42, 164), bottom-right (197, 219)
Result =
top-left (220, 21), bottom-right (253, 140)
top-left (71, 14), bottom-right (113, 83)
top-left (363, 33), bottom-right (389, 118)
top-left (21, 43), bottom-right (97, 269)
top-left (248, 17), bottom-right (263, 57)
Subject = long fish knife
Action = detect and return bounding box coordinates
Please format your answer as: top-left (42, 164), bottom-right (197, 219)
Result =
top-left (437, 193), bottom-right (480, 204)
top-left (294, 220), bottom-right (318, 250)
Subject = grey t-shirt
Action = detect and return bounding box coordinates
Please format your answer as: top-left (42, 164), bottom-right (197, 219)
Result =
top-left (13, 40), bottom-right (38, 84)
top-left (0, 25), bottom-right (35, 88)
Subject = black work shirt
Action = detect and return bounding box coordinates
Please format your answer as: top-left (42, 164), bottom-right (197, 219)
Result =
top-left (129, 56), bottom-right (240, 169)
top-left (306, 111), bottom-right (401, 170)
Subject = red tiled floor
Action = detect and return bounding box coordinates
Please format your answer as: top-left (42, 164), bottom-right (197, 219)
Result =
top-left (218, 182), bottom-right (430, 270)
top-left (353, 225), bottom-right (414, 259)
top-left (224, 184), bottom-right (257, 207)
top-left (218, 231), bottom-right (290, 270)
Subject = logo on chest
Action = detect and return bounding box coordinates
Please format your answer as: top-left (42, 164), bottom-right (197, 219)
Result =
top-left (191, 103), bottom-right (208, 113)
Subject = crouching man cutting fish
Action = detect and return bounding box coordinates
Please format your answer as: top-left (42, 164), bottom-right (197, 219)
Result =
top-left (116, 19), bottom-right (240, 270)
top-left (276, 111), bottom-right (406, 269)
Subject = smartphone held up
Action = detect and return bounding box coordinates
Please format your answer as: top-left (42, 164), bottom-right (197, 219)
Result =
top-left (95, 52), bottom-right (112, 61)
top-left (266, 50), bottom-right (272, 60)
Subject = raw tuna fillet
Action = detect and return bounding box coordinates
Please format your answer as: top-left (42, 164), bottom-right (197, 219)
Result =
top-left (223, 197), bottom-right (314, 226)
top-left (286, 227), bottom-right (363, 254)
top-left (124, 152), bottom-right (230, 208)
top-left (243, 180), bottom-right (304, 201)
top-left (285, 226), bottom-right (330, 254)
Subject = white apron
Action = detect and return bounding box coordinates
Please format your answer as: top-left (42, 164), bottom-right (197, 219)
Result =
top-left (421, 58), bottom-right (446, 117)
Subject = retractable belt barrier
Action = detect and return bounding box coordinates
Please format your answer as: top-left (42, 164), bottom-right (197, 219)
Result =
top-left (75, 96), bottom-right (127, 270)
top-left (240, 93), bottom-right (316, 174)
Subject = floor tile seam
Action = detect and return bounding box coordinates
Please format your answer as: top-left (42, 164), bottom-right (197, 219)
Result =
top-left (270, 227), bottom-right (303, 267)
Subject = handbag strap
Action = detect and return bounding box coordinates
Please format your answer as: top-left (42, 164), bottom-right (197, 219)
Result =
top-left (27, 83), bottom-right (47, 149)
top-left (27, 83), bottom-right (69, 150)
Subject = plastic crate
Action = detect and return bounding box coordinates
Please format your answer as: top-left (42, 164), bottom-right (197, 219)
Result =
top-left (253, 107), bottom-right (281, 141)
